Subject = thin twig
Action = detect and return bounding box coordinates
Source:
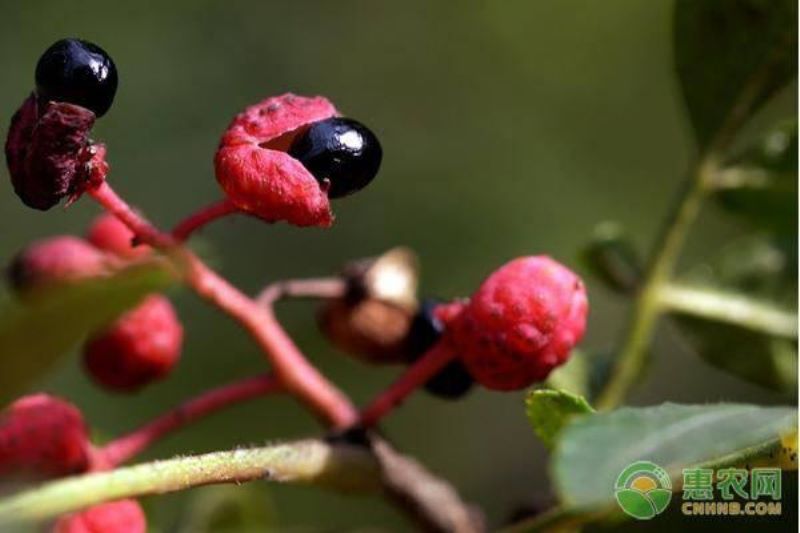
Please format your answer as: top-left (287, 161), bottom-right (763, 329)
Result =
top-left (256, 277), bottom-right (347, 306)
top-left (88, 182), bottom-right (358, 428)
top-left (360, 343), bottom-right (457, 427)
top-left (370, 436), bottom-right (484, 533)
top-left (98, 374), bottom-right (282, 467)
top-left (595, 164), bottom-right (712, 410)
top-left (171, 198), bottom-right (240, 241)
top-left (0, 440), bottom-right (381, 526)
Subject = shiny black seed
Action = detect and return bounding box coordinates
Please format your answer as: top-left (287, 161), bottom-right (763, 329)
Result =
top-left (407, 299), bottom-right (474, 400)
top-left (288, 117), bottom-right (382, 198)
top-left (35, 38), bottom-right (118, 117)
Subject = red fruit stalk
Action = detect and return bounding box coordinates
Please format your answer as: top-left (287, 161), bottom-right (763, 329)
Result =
top-left (360, 342), bottom-right (458, 427)
top-left (53, 498), bottom-right (146, 533)
top-left (170, 199), bottom-right (239, 241)
top-left (0, 394), bottom-right (90, 479)
top-left (99, 374), bottom-right (280, 466)
top-left (88, 182), bottom-right (358, 427)
top-left (83, 295), bottom-right (184, 392)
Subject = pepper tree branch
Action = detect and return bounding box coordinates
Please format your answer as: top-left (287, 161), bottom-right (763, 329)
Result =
top-left (594, 41), bottom-right (791, 410)
top-left (594, 169), bottom-right (711, 410)
top-left (0, 440), bottom-right (381, 526)
top-left (88, 181), bottom-right (358, 428)
top-left (86, 182), bottom-right (483, 531)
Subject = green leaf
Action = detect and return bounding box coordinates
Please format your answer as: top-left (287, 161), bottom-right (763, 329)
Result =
top-left (674, 0), bottom-right (797, 149)
top-left (554, 403), bottom-right (796, 510)
top-left (525, 389), bottom-right (593, 449)
top-left (675, 235), bottom-right (797, 391)
top-left (0, 262), bottom-right (175, 403)
top-left (677, 316), bottom-right (797, 393)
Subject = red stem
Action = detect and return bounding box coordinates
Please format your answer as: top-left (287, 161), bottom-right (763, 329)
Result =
top-left (360, 343), bottom-right (457, 427)
top-left (88, 182), bottom-right (359, 429)
top-left (171, 198), bottom-right (240, 241)
top-left (98, 374), bottom-right (281, 466)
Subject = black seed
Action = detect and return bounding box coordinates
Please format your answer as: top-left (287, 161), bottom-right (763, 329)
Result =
top-left (288, 117), bottom-right (382, 198)
top-left (406, 299), bottom-right (474, 400)
top-left (35, 38), bottom-right (118, 117)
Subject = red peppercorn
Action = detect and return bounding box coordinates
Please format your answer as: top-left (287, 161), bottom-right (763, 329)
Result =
top-left (83, 294), bottom-right (183, 392)
top-left (87, 213), bottom-right (150, 260)
top-left (7, 236), bottom-right (110, 296)
top-left (451, 256), bottom-right (588, 390)
top-left (214, 93), bottom-right (338, 227)
top-left (0, 394), bottom-right (91, 479)
top-left (53, 499), bottom-right (146, 533)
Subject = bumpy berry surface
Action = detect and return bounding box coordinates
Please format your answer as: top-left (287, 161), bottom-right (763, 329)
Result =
top-left (83, 294), bottom-right (183, 392)
top-left (0, 394), bottom-right (90, 478)
top-left (215, 93), bottom-right (337, 227)
top-left (406, 300), bottom-right (473, 399)
top-left (7, 236), bottom-right (109, 295)
top-left (451, 256), bottom-right (588, 390)
top-left (54, 499), bottom-right (146, 533)
top-left (288, 117), bottom-right (382, 198)
top-left (87, 213), bottom-right (150, 259)
top-left (5, 96), bottom-right (97, 210)
top-left (35, 38), bottom-right (118, 118)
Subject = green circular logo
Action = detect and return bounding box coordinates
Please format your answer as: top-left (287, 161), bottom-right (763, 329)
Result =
top-left (614, 461), bottom-right (672, 520)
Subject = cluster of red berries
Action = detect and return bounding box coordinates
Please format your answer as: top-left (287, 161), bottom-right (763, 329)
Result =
top-left (1, 35), bottom-right (590, 531)
top-left (8, 214), bottom-right (183, 392)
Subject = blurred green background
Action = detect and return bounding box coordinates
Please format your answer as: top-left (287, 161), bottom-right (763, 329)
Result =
top-left (0, 0), bottom-right (795, 530)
